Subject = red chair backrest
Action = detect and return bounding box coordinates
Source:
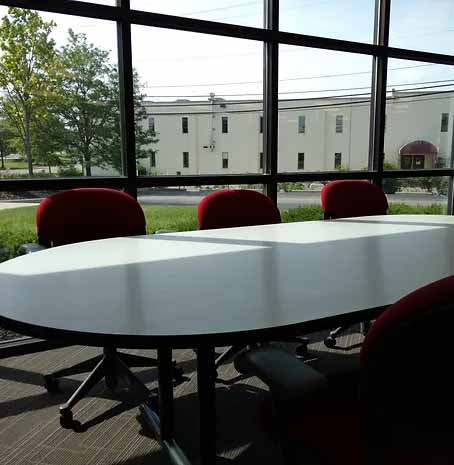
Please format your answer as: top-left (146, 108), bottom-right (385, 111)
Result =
top-left (36, 188), bottom-right (146, 247)
top-left (320, 180), bottom-right (388, 219)
top-left (198, 189), bottom-right (281, 230)
top-left (359, 275), bottom-right (454, 439)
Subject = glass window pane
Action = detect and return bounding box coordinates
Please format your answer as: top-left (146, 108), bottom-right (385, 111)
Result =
top-left (278, 46), bottom-right (372, 173)
top-left (131, 0), bottom-right (263, 28)
top-left (390, 0), bottom-right (454, 55)
top-left (0, 7), bottom-right (121, 179)
top-left (137, 184), bottom-right (265, 232)
top-left (383, 177), bottom-right (449, 215)
top-left (279, 0), bottom-right (375, 43)
top-left (384, 59), bottom-right (454, 171)
top-left (132, 27), bottom-right (263, 176)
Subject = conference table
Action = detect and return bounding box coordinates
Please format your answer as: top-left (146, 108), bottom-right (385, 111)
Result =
top-left (0, 214), bottom-right (453, 465)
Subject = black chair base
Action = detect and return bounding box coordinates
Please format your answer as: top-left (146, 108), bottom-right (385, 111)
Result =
top-left (44, 347), bottom-right (183, 429)
top-left (215, 337), bottom-right (313, 373)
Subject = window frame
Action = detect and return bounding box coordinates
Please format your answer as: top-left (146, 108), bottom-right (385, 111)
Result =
top-left (335, 115), bottom-right (343, 134)
top-left (222, 151), bottom-right (229, 169)
top-left (183, 151), bottom-right (190, 168)
top-left (298, 115), bottom-right (306, 134)
top-left (182, 116), bottom-right (189, 134)
top-left (297, 152), bottom-right (305, 170)
top-left (441, 113), bottom-right (449, 133)
top-left (221, 116), bottom-right (229, 134)
top-left (0, 0), bottom-right (452, 200)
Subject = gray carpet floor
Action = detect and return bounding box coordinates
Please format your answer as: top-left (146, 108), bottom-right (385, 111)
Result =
top-left (0, 331), bottom-right (363, 465)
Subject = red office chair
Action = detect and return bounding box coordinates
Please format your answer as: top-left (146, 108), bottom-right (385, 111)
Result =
top-left (198, 188), bottom-right (281, 230)
top-left (26, 188), bottom-right (181, 427)
top-left (321, 180), bottom-right (388, 348)
top-left (198, 189), bottom-right (310, 367)
top-left (236, 275), bottom-right (454, 465)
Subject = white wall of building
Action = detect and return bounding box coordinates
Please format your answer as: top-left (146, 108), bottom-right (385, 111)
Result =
top-left (99, 91), bottom-right (454, 176)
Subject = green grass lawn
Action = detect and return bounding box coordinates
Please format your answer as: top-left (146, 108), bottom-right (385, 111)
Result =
top-left (0, 161), bottom-right (49, 170)
top-left (0, 202), bottom-right (445, 262)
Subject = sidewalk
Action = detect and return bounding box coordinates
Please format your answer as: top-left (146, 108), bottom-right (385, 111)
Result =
top-left (0, 202), bottom-right (36, 210)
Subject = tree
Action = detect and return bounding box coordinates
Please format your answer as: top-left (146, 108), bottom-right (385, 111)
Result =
top-left (105, 67), bottom-right (159, 173)
top-left (30, 107), bottom-right (66, 173)
top-left (57, 30), bottom-right (116, 176)
top-left (0, 118), bottom-right (15, 170)
top-left (0, 8), bottom-right (60, 176)
top-left (57, 30), bottom-right (158, 176)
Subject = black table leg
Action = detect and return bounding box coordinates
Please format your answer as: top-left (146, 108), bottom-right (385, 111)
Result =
top-left (158, 347), bottom-right (174, 441)
top-left (197, 345), bottom-right (217, 465)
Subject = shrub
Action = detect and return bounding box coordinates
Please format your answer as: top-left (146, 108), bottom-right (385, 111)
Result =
top-left (382, 161), bottom-right (401, 194)
top-left (58, 166), bottom-right (83, 177)
top-left (137, 165), bottom-right (147, 176)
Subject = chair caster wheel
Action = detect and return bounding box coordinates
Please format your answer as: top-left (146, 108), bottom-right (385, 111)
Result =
top-left (324, 336), bottom-right (337, 348)
top-left (295, 344), bottom-right (309, 357)
top-left (60, 409), bottom-right (74, 429)
top-left (44, 375), bottom-right (60, 393)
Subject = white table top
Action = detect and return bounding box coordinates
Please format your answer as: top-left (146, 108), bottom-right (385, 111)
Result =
top-left (0, 215), bottom-right (453, 347)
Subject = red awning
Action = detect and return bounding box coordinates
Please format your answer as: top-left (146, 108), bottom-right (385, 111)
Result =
top-left (399, 140), bottom-right (438, 155)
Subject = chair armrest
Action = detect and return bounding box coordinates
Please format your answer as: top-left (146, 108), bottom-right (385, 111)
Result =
top-left (234, 346), bottom-right (328, 405)
top-left (155, 230), bottom-right (177, 234)
top-left (19, 243), bottom-right (48, 254)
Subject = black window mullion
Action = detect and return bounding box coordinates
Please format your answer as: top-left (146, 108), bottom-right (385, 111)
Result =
top-left (116, 0), bottom-right (137, 198)
top-left (369, 0), bottom-right (391, 187)
top-left (264, 0), bottom-right (278, 203)
top-left (447, 116), bottom-right (454, 214)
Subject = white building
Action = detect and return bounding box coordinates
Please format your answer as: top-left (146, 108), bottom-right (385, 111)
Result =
top-left (122, 90), bottom-right (454, 176)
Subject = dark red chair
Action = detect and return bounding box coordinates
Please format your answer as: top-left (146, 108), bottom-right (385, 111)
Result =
top-left (321, 180), bottom-right (388, 221)
top-left (236, 276), bottom-right (454, 465)
top-left (321, 180), bottom-right (388, 348)
top-left (26, 188), bottom-right (180, 427)
top-left (198, 188), bottom-right (281, 230)
top-left (198, 189), bottom-right (310, 367)
top-left (36, 187), bottom-right (147, 247)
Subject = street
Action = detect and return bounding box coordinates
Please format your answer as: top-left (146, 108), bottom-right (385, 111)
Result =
top-left (137, 189), bottom-right (446, 209)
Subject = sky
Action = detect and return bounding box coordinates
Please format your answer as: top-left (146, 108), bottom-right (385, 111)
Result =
top-left (0, 0), bottom-right (453, 104)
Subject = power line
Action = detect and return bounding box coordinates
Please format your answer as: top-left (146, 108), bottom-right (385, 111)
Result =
top-left (141, 63), bottom-right (437, 89)
top-left (143, 79), bottom-right (454, 100)
top-left (143, 83), bottom-right (454, 108)
top-left (181, 1), bottom-right (260, 17)
top-left (146, 90), bottom-right (454, 116)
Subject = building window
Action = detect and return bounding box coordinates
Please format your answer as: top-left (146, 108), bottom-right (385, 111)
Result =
top-left (183, 151), bottom-right (189, 168)
top-left (148, 116), bottom-right (155, 132)
top-left (150, 152), bottom-right (156, 168)
top-left (334, 152), bottom-right (342, 169)
top-left (222, 152), bottom-right (229, 169)
top-left (182, 116), bottom-right (188, 134)
top-left (297, 152), bottom-right (305, 170)
top-left (260, 152), bottom-right (264, 170)
top-left (335, 115), bottom-right (343, 133)
top-left (222, 116), bottom-right (229, 134)
top-left (441, 113), bottom-right (449, 132)
top-left (298, 115), bottom-right (306, 134)
top-left (260, 116), bottom-right (263, 134)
